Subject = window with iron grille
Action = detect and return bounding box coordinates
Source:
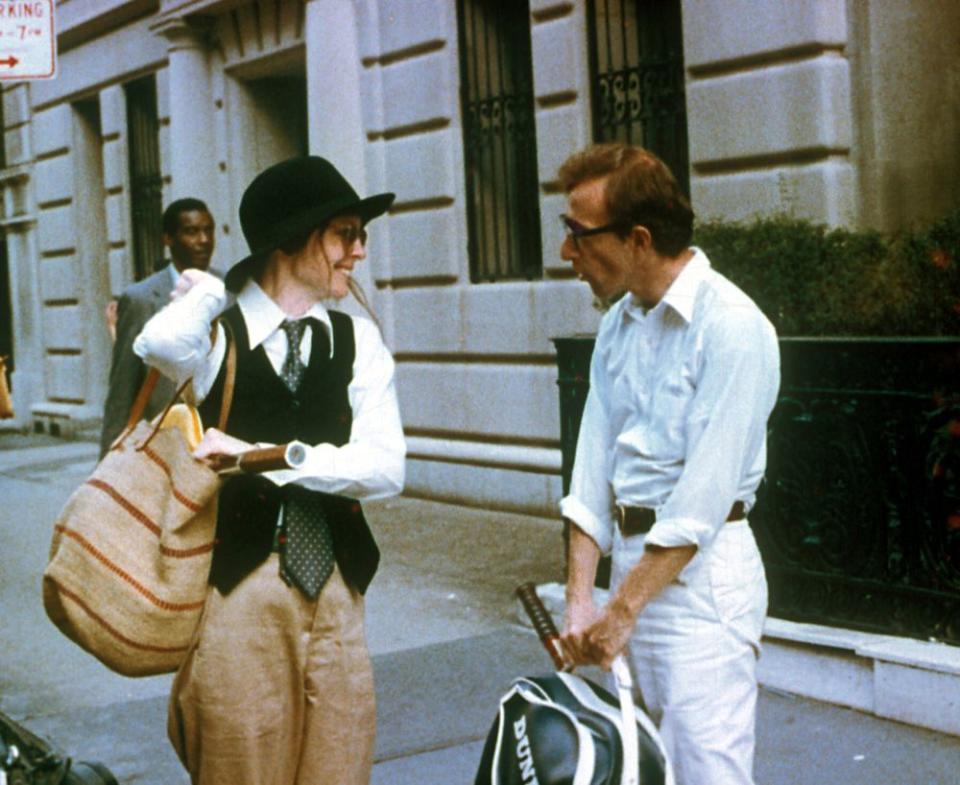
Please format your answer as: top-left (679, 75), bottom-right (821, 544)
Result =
top-left (0, 94), bottom-right (10, 374)
top-left (586, 0), bottom-right (690, 195)
top-left (457, 0), bottom-right (542, 282)
top-left (0, 90), bottom-right (6, 170)
top-left (125, 75), bottom-right (163, 281)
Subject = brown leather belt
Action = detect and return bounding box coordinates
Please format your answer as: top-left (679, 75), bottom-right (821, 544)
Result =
top-left (617, 501), bottom-right (746, 538)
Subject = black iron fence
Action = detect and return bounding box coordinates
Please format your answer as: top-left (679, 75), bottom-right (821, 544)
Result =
top-left (554, 335), bottom-right (960, 645)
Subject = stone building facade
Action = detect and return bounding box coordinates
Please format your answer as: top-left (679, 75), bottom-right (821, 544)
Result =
top-left (1, 0), bottom-right (958, 515)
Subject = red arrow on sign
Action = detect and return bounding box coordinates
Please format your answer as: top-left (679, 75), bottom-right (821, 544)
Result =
top-left (0, 56), bottom-right (20, 67)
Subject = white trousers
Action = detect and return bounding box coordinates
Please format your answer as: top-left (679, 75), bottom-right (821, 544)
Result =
top-left (611, 519), bottom-right (768, 785)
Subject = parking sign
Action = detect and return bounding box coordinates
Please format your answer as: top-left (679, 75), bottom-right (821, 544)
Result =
top-left (0, 1), bottom-right (55, 80)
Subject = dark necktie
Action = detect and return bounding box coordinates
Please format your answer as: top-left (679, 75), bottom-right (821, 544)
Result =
top-left (277, 319), bottom-right (335, 599)
top-left (279, 319), bottom-right (308, 393)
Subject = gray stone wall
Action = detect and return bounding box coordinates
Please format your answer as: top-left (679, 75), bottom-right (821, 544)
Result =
top-left (3, 0), bottom-right (958, 511)
top-left (849, 0), bottom-right (960, 231)
top-left (684, 0), bottom-right (857, 226)
top-left (353, 0), bottom-right (601, 514)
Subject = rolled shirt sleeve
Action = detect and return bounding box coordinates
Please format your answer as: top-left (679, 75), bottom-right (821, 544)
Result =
top-left (645, 304), bottom-right (780, 555)
top-left (135, 278), bottom-right (404, 502)
top-left (133, 273), bottom-right (228, 401)
top-left (560, 322), bottom-right (617, 555)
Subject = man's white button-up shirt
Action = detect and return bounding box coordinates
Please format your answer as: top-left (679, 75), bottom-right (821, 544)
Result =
top-left (560, 248), bottom-right (780, 560)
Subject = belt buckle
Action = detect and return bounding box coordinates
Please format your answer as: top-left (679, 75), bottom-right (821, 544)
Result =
top-left (615, 504), bottom-right (628, 535)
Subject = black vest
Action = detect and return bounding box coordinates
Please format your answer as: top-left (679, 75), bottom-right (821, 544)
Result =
top-left (199, 304), bottom-right (380, 595)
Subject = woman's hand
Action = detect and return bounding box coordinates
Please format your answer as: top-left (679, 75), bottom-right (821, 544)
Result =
top-left (193, 428), bottom-right (253, 466)
top-left (171, 268), bottom-right (218, 302)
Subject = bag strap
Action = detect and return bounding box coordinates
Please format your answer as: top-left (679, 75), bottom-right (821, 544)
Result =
top-left (123, 367), bottom-right (161, 434)
top-left (115, 319), bottom-right (237, 452)
top-left (134, 375), bottom-right (197, 452)
top-left (216, 318), bottom-right (237, 432)
top-left (136, 321), bottom-right (237, 452)
top-left (611, 656), bottom-right (639, 785)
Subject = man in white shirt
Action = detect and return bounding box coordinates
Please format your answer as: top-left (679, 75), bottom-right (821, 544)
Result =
top-left (135, 157), bottom-right (405, 785)
top-left (557, 143), bottom-right (780, 785)
top-left (99, 198), bottom-right (215, 455)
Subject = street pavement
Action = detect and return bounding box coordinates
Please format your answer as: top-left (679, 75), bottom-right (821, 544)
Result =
top-left (1, 430), bottom-right (958, 784)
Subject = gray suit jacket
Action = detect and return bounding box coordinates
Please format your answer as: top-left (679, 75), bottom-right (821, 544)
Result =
top-left (99, 266), bottom-right (178, 456)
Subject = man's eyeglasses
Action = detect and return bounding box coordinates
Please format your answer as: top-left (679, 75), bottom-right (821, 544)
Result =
top-left (559, 214), bottom-right (630, 248)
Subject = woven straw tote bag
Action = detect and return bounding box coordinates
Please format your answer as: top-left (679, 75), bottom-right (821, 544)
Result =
top-left (43, 335), bottom-right (236, 677)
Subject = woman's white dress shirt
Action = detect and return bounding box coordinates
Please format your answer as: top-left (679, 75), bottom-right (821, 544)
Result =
top-left (133, 274), bottom-right (405, 501)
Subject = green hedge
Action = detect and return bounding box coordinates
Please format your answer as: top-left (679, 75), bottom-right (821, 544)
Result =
top-left (692, 209), bottom-right (960, 336)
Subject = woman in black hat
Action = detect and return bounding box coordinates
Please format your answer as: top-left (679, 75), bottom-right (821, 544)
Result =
top-left (135, 156), bottom-right (405, 785)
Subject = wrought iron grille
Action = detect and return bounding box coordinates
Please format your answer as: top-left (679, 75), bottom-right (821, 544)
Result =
top-left (554, 335), bottom-right (960, 646)
top-left (0, 89), bottom-right (5, 170)
top-left (586, 0), bottom-right (690, 195)
top-left (0, 94), bottom-right (10, 373)
top-left (751, 339), bottom-right (960, 646)
top-left (0, 238), bottom-right (10, 375)
top-left (457, 0), bottom-right (542, 282)
top-left (125, 76), bottom-right (164, 281)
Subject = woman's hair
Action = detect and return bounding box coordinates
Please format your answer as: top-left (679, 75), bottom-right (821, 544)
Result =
top-left (557, 143), bottom-right (694, 257)
top-left (346, 277), bottom-right (382, 332)
top-left (276, 223), bottom-right (383, 331)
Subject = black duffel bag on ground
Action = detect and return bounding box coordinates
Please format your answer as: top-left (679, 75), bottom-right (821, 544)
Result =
top-left (474, 658), bottom-right (674, 785)
top-left (0, 710), bottom-right (117, 785)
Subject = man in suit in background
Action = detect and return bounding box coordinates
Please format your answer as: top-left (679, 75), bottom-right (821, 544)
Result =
top-left (99, 198), bottom-right (216, 455)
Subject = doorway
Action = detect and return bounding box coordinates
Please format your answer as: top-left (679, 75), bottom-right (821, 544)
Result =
top-left (246, 75), bottom-right (308, 169)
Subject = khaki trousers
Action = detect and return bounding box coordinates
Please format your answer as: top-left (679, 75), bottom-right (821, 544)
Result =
top-left (168, 555), bottom-right (375, 785)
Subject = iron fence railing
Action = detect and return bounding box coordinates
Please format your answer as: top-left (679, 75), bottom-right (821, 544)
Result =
top-left (554, 335), bottom-right (960, 646)
top-left (752, 338), bottom-right (960, 645)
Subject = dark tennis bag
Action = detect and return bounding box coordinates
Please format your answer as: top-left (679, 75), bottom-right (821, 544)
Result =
top-left (0, 710), bottom-right (117, 785)
top-left (474, 665), bottom-right (674, 785)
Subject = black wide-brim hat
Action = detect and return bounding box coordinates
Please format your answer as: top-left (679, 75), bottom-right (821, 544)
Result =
top-left (225, 156), bottom-right (395, 292)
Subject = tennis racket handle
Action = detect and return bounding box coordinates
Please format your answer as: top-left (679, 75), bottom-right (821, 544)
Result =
top-left (214, 442), bottom-right (306, 475)
top-left (515, 582), bottom-right (567, 671)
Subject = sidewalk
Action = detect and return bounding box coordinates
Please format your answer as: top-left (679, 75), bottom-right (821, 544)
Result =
top-left (1, 432), bottom-right (957, 784)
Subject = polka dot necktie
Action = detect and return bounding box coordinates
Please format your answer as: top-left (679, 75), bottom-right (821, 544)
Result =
top-left (277, 319), bottom-right (335, 599)
top-left (279, 319), bottom-right (308, 393)
top-left (281, 494), bottom-right (335, 600)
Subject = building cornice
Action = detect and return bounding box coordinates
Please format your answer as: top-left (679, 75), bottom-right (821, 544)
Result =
top-left (57, 0), bottom-right (159, 54)
top-left (156, 0), bottom-right (248, 21)
top-left (149, 13), bottom-right (215, 49)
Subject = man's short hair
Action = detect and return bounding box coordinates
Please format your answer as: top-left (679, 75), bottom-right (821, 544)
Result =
top-left (557, 143), bottom-right (694, 257)
top-left (162, 197), bottom-right (212, 235)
